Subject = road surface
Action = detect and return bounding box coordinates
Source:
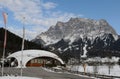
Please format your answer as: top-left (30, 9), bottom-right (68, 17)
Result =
top-left (0, 67), bottom-right (94, 79)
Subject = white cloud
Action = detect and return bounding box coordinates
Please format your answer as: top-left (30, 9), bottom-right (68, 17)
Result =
top-left (42, 2), bottom-right (57, 9)
top-left (0, 0), bottom-right (83, 40)
top-left (0, 6), bottom-right (3, 9)
top-left (8, 26), bottom-right (41, 40)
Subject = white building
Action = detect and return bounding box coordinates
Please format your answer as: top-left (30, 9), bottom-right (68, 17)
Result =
top-left (7, 50), bottom-right (64, 68)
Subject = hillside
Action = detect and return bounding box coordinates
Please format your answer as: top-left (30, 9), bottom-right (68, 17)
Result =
top-left (0, 28), bottom-right (42, 58)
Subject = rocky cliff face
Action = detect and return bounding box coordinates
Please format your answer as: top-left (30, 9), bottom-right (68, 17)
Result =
top-left (33, 18), bottom-right (120, 62)
top-left (34, 18), bottom-right (118, 45)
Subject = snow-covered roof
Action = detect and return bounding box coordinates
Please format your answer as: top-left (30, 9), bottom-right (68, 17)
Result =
top-left (7, 50), bottom-right (64, 68)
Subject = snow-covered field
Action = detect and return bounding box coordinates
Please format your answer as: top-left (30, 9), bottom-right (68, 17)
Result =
top-left (67, 57), bottom-right (120, 77)
top-left (0, 76), bottom-right (42, 79)
top-left (70, 64), bottom-right (120, 76)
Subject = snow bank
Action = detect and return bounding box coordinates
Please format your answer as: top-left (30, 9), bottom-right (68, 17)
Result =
top-left (70, 64), bottom-right (120, 76)
top-left (0, 76), bottom-right (42, 79)
top-left (85, 57), bottom-right (119, 63)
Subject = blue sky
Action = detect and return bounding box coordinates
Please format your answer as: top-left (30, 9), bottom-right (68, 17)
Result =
top-left (0, 0), bottom-right (120, 40)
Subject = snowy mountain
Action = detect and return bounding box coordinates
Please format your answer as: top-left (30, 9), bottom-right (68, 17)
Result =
top-left (34, 18), bottom-right (118, 45)
top-left (33, 18), bottom-right (120, 62)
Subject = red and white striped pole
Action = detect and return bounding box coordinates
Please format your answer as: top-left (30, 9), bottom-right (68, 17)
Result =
top-left (1, 12), bottom-right (8, 76)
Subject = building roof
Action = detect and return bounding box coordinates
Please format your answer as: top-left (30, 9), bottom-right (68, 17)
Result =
top-left (7, 50), bottom-right (64, 68)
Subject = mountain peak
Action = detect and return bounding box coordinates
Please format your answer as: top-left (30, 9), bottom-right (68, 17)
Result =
top-left (56, 21), bottom-right (64, 27)
top-left (34, 17), bottom-right (118, 45)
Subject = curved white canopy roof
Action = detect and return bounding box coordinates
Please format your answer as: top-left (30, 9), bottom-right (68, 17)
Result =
top-left (7, 50), bottom-right (64, 68)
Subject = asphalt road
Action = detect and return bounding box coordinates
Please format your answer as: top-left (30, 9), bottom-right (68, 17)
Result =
top-left (0, 67), bottom-right (94, 79)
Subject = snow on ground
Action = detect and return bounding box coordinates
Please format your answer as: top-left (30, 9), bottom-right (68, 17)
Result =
top-left (85, 57), bottom-right (119, 63)
top-left (81, 44), bottom-right (87, 58)
top-left (70, 64), bottom-right (120, 76)
top-left (43, 67), bottom-right (55, 73)
top-left (43, 67), bottom-right (98, 79)
top-left (0, 76), bottom-right (42, 79)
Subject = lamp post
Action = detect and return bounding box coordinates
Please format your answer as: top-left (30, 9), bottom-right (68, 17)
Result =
top-left (20, 17), bottom-right (25, 77)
